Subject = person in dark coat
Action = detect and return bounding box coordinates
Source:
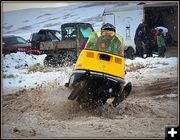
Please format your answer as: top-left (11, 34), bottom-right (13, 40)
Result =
top-left (144, 31), bottom-right (153, 57)
top-left (134, 23), bottom-right (145, 58)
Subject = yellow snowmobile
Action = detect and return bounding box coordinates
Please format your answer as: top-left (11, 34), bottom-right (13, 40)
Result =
top-left (66, 30), bottom-right (132, 107)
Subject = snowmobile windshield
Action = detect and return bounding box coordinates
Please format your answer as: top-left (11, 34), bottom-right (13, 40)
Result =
top-left (85, 31), bottom-right (124, 57)
top-left (80, 26), bottom-right (93, 38)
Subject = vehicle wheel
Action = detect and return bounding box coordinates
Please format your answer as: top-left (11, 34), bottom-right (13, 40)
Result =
top-left (76, 80), bottom-right (92, 108)
top-left (57, 51), bottom-right (75, 67)
top-left (112, 82), bottom-right (132, 107)
top-left (44, 56), bottom-right (58, 67)
top-left (75, 79), bottom-right (105, 108)
top-left (126, 47), bottom-right (135, 60)
top-left (68, 80), bottom-right (89, 100)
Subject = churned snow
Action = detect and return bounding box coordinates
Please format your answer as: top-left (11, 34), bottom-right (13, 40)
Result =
top-left (2, 52), bottom-right (178, 95)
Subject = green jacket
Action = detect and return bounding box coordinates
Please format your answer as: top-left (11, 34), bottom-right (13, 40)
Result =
top-left (156, 35), bottom-right (166, 48)
top-left (85, 31), bottom-right (124, 56)
top-left (97, 36), bottom-right (122, 56)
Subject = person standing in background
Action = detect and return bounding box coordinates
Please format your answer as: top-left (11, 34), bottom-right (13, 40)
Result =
top-left (156, 29), bottom-right (166, 57)
top-left (134, 23), bottom-right (146, 58)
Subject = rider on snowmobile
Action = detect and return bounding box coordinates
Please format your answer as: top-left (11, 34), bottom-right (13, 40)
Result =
top-left (86, 23), bottom-right (123, 56)
top-left (97, 23), bottom-right (123, 56)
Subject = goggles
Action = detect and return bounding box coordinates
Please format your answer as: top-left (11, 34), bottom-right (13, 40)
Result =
top-left (102, 31), bottom-right (115, 37)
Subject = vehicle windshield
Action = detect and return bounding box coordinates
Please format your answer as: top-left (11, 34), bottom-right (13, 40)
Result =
top-left (47, 31), bottom-right (60, 41)
top-left (85, 31), bottom-right (124, 57)
top-left (54, 31), bottom-right (61, 40)
top-left (62, 27), bottom-right (77, 40)
top-left (4, 36), bottom-right (27, 45)
top-left (31, 33), bottom-right (39, 42)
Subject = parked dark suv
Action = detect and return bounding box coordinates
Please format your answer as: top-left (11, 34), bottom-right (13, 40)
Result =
top-left (3, 35), bottom-right (31, 55)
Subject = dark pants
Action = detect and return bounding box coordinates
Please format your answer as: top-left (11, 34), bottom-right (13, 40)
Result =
top-left (135, 39), bottom-right (144, 58)
top-left (146, 43), bottom-right (153, 57)
top-left (158, 46), bottom-right (166, 57)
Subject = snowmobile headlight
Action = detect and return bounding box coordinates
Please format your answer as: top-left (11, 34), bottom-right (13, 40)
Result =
top-left (115, 57), bottom-right (122, 64)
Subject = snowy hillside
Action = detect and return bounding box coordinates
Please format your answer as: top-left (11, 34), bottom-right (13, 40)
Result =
top-left (3, 2), bottom-right (134, 39)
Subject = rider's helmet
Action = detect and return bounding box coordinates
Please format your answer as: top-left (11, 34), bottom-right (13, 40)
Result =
top-left (101, 23), bottom-right (116, 32)
top-left (101, 23), bottom-right (116, 37)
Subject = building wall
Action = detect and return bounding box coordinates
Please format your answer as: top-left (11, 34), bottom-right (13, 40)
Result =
top-left (162, 6), bottom-right (178, 43)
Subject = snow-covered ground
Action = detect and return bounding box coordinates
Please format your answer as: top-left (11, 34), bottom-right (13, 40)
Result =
top-left (2, 52), bottom-right (72, 94)
top-left (125, 56), bottom-right (178, 84)
top-left (2, 52), bottom-right (178, 95)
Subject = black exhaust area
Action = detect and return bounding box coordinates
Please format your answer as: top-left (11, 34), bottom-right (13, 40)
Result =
top-left (99, 54), bottom-right (111, 61)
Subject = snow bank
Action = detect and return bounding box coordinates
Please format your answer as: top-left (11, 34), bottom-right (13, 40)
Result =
top-left (2, 52), bottom-right (72, 94)
top-left (125, 57), bottom-right (178, 84)
top-left (3, 68), bottom-right (72, 95)
top-left (2, 52), bottom-right (47, 76)
top-left (125, 57), bottom-right (177, 67)
top-left (3, 52), bottom-right (46, 69)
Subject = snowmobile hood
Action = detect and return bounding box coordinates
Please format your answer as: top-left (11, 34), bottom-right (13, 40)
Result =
top-left (74, 31), bottom-right (125, 79)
